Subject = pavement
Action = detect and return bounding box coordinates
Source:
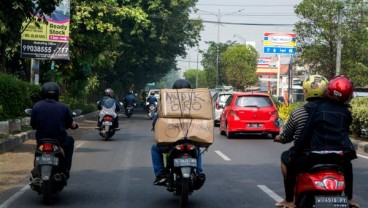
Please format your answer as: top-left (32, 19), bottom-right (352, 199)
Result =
top-left (0, 111), bottom-right (99, 154)
top-left (1, 111), bottom-right (368, 155)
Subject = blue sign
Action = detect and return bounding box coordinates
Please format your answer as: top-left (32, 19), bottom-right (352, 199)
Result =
top-left (263, 47), bottom-right (295, 54)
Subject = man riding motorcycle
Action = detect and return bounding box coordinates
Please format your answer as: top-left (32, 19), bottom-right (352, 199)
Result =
top-left (97, 88), bottom-right (120, 129)
top-left (146, 91), bottom-right (158, 115)
top-left (274, 75), bottom-right (359, 208)
top-left (30, 82), bottom-right (79, 179)
top-left (123, 90), bottom-right (137, 113)
top-left (150, 79), bottom-right (205, 188)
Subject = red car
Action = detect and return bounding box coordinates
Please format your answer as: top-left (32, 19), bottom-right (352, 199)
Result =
top-left (219, 92), bottom-right (280, 139)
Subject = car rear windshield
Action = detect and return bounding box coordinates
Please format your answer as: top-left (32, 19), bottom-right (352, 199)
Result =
top-left (235, 96), bottom-right (273, 108)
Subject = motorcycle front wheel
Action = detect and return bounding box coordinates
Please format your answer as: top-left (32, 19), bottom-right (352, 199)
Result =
top-left (180, 178), bottom-right (189, 208)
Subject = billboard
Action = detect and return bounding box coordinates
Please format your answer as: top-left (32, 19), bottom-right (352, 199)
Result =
top-left (21, 0), bottom-right (70, 60)
top-left (263, 32), bottom-right (297, 55)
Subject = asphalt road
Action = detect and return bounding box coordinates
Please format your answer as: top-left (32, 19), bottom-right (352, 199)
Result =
top-left (0, 110), bottom-right (367, 208)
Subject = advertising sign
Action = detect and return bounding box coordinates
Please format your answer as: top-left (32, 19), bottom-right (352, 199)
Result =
top-left (21, 0), bottom-right (70, 60)
top-left (263, 32), bottom-right (296, 55)
top-left (263, 32), bottom-right (296, 47)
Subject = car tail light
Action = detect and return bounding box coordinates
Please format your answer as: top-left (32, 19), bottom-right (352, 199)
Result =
top-left (216, 102), bottom-right (220, 110)
top-left (104, 116), bottom-right (112, 121)
top-left (39, 144), bottom-right (57, 153)
top-left (230, 110), bottom-right (240, 120)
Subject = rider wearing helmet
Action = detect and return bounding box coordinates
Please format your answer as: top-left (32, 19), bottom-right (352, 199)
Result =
top-left (30, 82), bottom-right (79, 178)
top-left (274, 75), bottom-right (359, 208)
top-left (97, 88), bottom-right (121, 128)
top-left (123, 90), bottom-right (137, 113)
top-left (150, 79), bottom-right (205, 188)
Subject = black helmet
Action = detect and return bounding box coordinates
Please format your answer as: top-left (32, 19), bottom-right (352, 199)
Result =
top-left (105, 88), bottom-right (114, 97)
top-left (41, 82), bottom-right (60, 100)
top-left (172, 79), bottom-right (192, 89)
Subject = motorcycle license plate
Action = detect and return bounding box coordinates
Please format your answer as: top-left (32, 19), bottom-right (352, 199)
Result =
top-left (102, 121), bottom-right (112, 125)
top-left (314, 196), bottom-right (348, 208)
top-left (35, 156), bottom-right (59, 166)
top-left (174, 158), bottom-right (197, 167)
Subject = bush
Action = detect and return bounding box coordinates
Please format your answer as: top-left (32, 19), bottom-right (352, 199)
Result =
top-left (0, 74), bottom-right (40, 120)
top-left (350, 97), bottom-right (368, 136)
top-left (277, 102), bottom-right (304, 122)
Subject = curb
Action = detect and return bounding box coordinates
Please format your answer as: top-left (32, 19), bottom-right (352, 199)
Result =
top-left (0, 111), bottom-right (99, 154)
top-left (351, 138), bottom-right (368, 155)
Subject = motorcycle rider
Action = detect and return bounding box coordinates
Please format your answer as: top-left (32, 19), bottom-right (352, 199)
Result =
top-left (146, 91), bottom-right (158, 115)
top-left (97, 88), bottom-right (121, 129)
top-left (151, 79), bottom-right (206, 187)
top-left (30, 82), bottom-right (79, 179)
top-left (274, 75), bottom-right (359, 208)
top-left (123, 90), bottom-right (137, 113)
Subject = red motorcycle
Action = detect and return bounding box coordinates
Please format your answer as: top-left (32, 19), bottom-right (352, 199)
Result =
top-left (294, 163), bottom-right (348, 208)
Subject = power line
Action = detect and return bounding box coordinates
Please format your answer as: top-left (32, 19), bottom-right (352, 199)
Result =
top-left (201, 20), bottom-right (295, 26)
top-left (196, 4), bottom-right (297, 7)
top-left (195, 13), bottom-right (297, 17)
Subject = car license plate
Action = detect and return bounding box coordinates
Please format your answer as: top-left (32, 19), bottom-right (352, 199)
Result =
top-left (35, 156), bottom-right (59, 166)
top-left (174, 158), bottom-right (197, 167)
top-left (314, 196), bottom-right (348, 208)
top-left (102, 121), bottom-right (112, 125)
top-left (247, 123), bottom-right (263, 128)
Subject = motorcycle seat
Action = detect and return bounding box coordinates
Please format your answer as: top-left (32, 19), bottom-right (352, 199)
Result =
top-left (309, 164), bottom-right (342, 173)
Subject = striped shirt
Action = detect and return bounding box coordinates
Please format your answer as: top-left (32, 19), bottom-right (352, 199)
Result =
top-left (280, 106), bottom-right (309, 144)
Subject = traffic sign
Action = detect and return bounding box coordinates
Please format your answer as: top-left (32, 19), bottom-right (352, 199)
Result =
top-left (263, 47), bottom-right (295, 55)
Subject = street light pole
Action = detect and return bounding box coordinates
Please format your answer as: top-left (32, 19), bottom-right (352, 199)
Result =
top-left (197, 8), bottom-right (245, 87)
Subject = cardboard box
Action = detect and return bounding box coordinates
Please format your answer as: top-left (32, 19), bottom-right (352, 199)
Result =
top-left (159, 88), bottom-right (213, 119)
top-left (155, 118), bottom-right (214, 147)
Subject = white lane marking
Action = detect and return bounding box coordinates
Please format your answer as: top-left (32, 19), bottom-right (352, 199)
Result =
top-left (258, 185), bottom-right (284, 202)
top-left (358, 153), bottom-right (368, 160)
top-left (0, 185), bottom-right (30, 208)
top-left (215, 150), bottom-right (231, 161)
top-left (0, 141), bottom-right (87, 207)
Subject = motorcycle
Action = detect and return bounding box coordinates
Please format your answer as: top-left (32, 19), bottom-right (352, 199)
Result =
top-left (147, 102), bottom-right (157, 120)
top-left (161, 139), bottom-right (205, 208)
top-left (25, 109), bottom-right (81, 204)
top-left (294, 162), bottom-right (348, 208)
top-left (124, 103), bottom-right (135, 118)
top-left (97, 115), bottom-right (119, 141)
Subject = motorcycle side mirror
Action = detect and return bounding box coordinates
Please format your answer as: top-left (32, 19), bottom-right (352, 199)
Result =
top-left (72, 109), bottom-right (83, 117)
top-left (119, 102), bottom-right (123, 106)
top-left (25, 109), bottom-right (32, 116)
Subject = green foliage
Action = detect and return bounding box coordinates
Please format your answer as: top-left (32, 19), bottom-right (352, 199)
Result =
top-left (277, 103), bottom-right (304, 122)
top-left (294, 0), bottom-right (368, 86)
top-left (221, 44), bottom-right (259, 90)
top-left (350, 97), bottom-right (368, 136)
top-left (183, 69), bottom-right (207, 88)
top-left (0, 74), bottom-right (40, 120)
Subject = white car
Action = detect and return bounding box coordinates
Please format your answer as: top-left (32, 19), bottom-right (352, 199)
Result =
top-left (212, 91), bottom-right (233, 126)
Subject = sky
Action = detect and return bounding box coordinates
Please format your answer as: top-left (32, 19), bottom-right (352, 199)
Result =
top-left (176, 0), bottom-right (302, 73)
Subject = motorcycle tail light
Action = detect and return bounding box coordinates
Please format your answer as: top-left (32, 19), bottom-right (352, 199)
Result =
top-left (175, 144), bottom-right (185, 151)
top-left (104, 116), bottom-right (112, 121)
top-left (150, 106), bottom-right (155, 110)
top-left (186, 144), bottom-right (196, 150)
top-left (314, 178), bottom-right (339, 190)
top-left (39, 144), bottom-right (57, 153)
top-left (337, 181), bottom-right (345, 188)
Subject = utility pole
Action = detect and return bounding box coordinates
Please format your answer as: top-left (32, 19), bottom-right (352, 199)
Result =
top-left (336, 7), bottom-right (342, 76)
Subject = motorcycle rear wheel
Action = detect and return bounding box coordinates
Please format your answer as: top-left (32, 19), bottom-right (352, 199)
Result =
top-left (42, 180), bottom-right (53, 204)
top-left (180, 178), bottom-right (189, 208)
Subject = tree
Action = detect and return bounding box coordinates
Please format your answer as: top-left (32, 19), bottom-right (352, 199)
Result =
top-left (294, 0), bottom-right (368, 86)
top-left (201, 41), bottom-right (235, 88)
top-left (221, 44), bottom-right (258, 90)
top-left (183, 69), bottom-right (207, 88)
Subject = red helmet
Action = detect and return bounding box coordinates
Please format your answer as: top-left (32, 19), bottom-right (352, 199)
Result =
top-left (325, 75), bottom-right (354, 102)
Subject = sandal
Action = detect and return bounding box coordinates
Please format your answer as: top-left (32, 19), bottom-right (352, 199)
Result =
top-left (275, 200), bottom-right (295, 208)
top-left (349, 199), bottom-right (360, 208)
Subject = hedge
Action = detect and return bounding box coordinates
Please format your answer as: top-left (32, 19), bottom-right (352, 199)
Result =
top-left (0, 74), bottom-right (41, 120)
